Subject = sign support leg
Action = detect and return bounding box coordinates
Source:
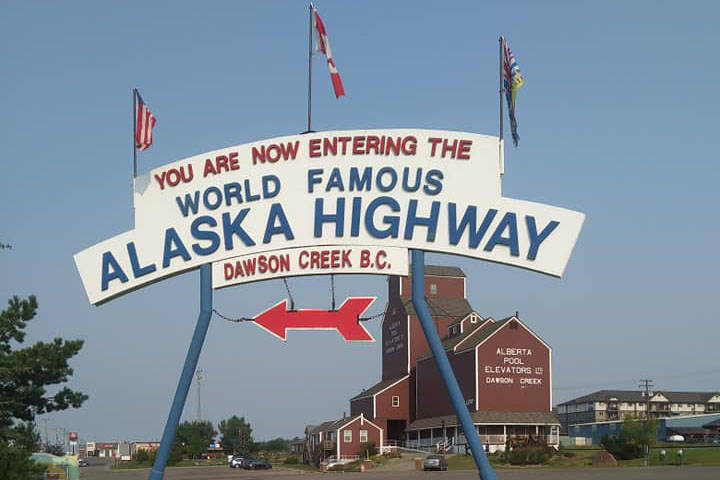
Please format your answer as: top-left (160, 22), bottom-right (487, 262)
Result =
top-left (410, 250), bottom-right (498, 480)
top-left (148, 264), bottom-right (213, 480)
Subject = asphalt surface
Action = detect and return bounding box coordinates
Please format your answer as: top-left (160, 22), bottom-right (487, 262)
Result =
top-left (79, 464), bottom-right (720, 480)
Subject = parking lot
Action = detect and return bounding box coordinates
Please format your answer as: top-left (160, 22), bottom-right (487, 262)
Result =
top-left (79, 464), bottom-right (720, 480)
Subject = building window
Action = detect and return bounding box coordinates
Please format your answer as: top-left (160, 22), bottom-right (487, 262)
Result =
top-left (430, 283), bottom-right (437, 295)
top-left (360, 430), bottom-right (368, 443)
top-left (392, 395), bottom-right (400, 407)
top-left (344, 430), bottom-right (352, 443)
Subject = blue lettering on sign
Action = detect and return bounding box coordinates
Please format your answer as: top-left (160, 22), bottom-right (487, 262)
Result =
top-left (404, 200), bottom-right (440, 241)
top-left (127, 241), bottom-right (156, 277)
top-left (222, 209), bottom-right (255, 249)
top-left (326, 168), bottom-right (345, 192)
top-left (365, 196), bottom-right (400, 238)
top-left (484, 212), bottom-right (519, 257)
top-left (101, 251), bottom-right (128, 291)
top-left (314, 198), bottom-right (345, 237)
top-left (448, 204), bottom-right (498, 248)
top-left (349, 167), bottom-right (371, 191)
top-left (191, 216), bottom-right (220, 255)
top-left (423, 170), bottom-right (444, 195)
top-left (307, 168), bottom-right (324, 193)
top-left (176, 191), bottom-right (200, 217)
top-left (262, 175), bottom-right (281, 198)
top-left (162, 228), bottom-right (192, 267)
top-left (263, 203), bottom-right (295, 244)
top-left (526, 216), bottom-right (559, 260)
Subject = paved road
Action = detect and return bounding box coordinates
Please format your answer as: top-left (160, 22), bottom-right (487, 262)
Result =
top-left (79, 464), bottom-right (720, 480)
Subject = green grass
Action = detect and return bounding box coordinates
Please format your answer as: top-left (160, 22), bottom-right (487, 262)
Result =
top-left (619, 447), bottom-right (720, 467)
top-left (446, 446), bottom-right (720, 470)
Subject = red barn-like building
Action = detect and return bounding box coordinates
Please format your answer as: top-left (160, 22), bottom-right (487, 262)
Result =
top-left (305, 266), bottom-right (560, 460)
top-left (350, 266), bottom-right (559, 453)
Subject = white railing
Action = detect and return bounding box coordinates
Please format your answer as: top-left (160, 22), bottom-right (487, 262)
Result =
top-left (325, 455), bottom-right (360, 464)
top-left (435, 437), bottom-right (454, 452)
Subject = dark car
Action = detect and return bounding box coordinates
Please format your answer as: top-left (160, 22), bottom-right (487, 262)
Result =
top-left (245, 458), bottom-right (272, 470)
top-left (423, 454), bottom-right (447, 471)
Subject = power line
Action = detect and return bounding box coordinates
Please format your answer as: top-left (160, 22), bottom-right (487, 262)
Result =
top-left (553, 367), bottom-right (720, 392)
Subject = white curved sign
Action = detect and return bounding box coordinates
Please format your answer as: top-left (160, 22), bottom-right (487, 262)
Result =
top-left (74, 129), bottom-right (584, 305)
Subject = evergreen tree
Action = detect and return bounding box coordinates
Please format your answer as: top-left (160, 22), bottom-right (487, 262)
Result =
top-left (0, 295), bottom-right (87, 479)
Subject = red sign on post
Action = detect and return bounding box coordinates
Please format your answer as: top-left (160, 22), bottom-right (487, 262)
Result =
top-left (253, 297), bottom-right (375, 342)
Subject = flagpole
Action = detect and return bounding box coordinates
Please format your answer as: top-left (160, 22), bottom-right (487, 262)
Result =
top-left (305, 4), bottom-right (314, 133)
top-left (498, 36), bottom-right (504, 172)
top-left (133, 88), bottom-right (138, 179)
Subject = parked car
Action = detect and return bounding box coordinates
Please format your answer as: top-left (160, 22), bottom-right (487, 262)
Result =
top-left (77, 458), bottom-right (89, 467)
top-left (245, 458), bottom-right (272, 470)
top-left (667, 434), bottom-right (685, 442)
top-left (423, 454), bottom-right (447, 471)
top-left (229, 456), bottom-right (245, 468)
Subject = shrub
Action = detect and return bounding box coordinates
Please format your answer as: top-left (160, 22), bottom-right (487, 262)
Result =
top-left (601, 417), bottom-right (657, 460)
top-left (134, 449), bottom-right (150, 463)
top-left (359, 442), bottom-right (377, 458)
top-left (167, 443), bottom-right (184, 466)
top-left (504, 446), bottom-right (551, 465)
top-left (284, 455), bottom-right (299, 464)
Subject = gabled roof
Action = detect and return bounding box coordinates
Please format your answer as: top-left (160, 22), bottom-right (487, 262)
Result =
top-left (407, 411), bottom-right (560, 430)
top-left (660, 392), bottom-right (720, 403)
top-left (417, 265), bottom-right (466, 277)
top-left (454, 317), bottom-right (514, 354)
top-left (401, 297), bottom-right (474, 318)
top-left (558, 390), bottom-right (647, 405)
top-left (309, 418), bottom-right (349, 434)
top-left (441, 319), bottom-right (491, 351)
top-left (558, 390), bottom-right (720, 406)
top-left (350, 375), bottom-right (408, 401)
top-left (309, 415), bottom-right (383, 434)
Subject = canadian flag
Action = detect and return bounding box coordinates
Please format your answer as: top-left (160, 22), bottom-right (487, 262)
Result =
top-left (313, 6), bottom-right (345, 98)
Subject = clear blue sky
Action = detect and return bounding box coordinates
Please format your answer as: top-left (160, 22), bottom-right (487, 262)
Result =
top-left (2, 1), bottom-right (719, 444)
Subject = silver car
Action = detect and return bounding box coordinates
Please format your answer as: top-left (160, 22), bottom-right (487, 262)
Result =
top-left (423, 454), bottom-right (447, 471)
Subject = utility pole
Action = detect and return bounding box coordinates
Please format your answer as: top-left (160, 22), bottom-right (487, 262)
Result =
top-left (639, 379), bottom-right (654, 419)
top-left (639, 378), bottom-right (654, 467)
top-left (41, 418), bottom-right (49, 448)
top-left (195, 369), bottom-right (204, 422)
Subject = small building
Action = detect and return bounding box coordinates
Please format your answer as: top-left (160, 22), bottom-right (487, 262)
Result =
top-left (557, 390), bottom-right (720, 432)
top-left (130, 441), bottom-right (160, 456)
top-left (568, 413), bottom-right (720, 445)
top-left (306, 414), bottom-right (383, 464)
top-left (95, 442), bottom-right (119, 458)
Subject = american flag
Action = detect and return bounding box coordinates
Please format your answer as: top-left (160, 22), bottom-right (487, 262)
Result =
top-left (135, 91), bottom-right (156, 151)
top-left (313, 7), bottom-right (345, 98)
top-left (502, 37), bottom-right (524, 147)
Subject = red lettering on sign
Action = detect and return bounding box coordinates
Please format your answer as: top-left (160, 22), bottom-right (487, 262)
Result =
top-left (428, 137), bottom-right (442, 157)
top-left (252, 142), bottom-right (299, 164)
top-left (457, 140), bottom-right (472, 160)
top-left (153, 165), bottom-right (194, 190)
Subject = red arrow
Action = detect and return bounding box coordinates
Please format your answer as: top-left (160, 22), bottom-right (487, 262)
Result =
top-left (253, 297), bottom-right (376, 342)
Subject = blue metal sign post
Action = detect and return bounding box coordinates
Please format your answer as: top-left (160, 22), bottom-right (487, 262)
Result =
top-left (148, 264), bottom-right (213, 480)
top-left (411, 250), bottom-right (498, 480)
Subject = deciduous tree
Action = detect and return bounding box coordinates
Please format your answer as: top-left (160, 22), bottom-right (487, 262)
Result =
top-left (218, 416), bottom-right (253, 455)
